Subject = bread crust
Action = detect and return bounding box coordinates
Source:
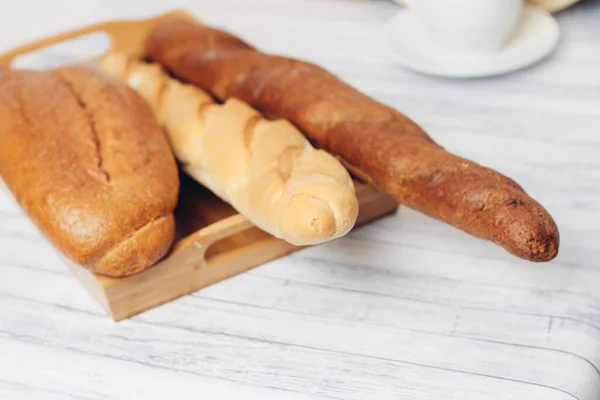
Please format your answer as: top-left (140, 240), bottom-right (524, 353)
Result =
top-left (99, 53), bottom-right (359, 246)
top-left (146, 19), bottom-right (559, 261)
top-left (0, 67), bottom-right (179, 276)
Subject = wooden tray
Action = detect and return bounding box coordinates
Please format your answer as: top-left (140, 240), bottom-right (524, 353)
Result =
top-left (0, 11), bottom-right (399, 321)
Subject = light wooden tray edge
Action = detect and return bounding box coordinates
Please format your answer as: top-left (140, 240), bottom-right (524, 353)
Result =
top-left (68, 183), bottom-right (398, 321)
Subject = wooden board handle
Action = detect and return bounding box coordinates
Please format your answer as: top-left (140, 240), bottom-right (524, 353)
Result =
top-left (174, 214), bottom-right (255, 251)
top-left (172, 214), bottom-right (255, 263)
top-left (0, 9), bottom-right (196, 68)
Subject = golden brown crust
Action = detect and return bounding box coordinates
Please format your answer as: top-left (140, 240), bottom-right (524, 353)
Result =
top-left (146, 18), bottom-right (559, 261)
top-left (0, 67), bottom-right (179, 276)
top-left (98, 53), bottom-right (359, 246)
top-left (94, 215), bottom-right (175, 276)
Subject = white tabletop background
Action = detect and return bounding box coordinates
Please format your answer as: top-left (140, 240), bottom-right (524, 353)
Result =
top-left (1, 0), bottom-right (599, 399)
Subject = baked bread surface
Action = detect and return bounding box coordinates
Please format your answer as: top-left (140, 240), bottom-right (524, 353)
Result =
top-left (99, 53), bottom-right (359, 246)
top-left (0, 66), bottom-right (179, 276)
top-left (146, 19), bottom-right (559, 261)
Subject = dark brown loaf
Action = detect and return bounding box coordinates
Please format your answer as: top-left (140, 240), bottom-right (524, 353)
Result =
top-left (0, 66), bottom-right (179, 276)
top-left (145, 18), bottom-right (559, 262)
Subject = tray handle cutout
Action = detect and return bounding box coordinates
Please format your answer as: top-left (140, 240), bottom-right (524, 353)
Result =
top-left (10, 32), bottom-right (110, 70)
top-left (173, 214), bottom-right (256, 269)
top-left (0, 10), bottom-right (195, 69)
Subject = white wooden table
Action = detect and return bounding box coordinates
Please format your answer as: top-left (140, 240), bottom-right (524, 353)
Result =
top-left (1, 1), bottom-right (599, 399)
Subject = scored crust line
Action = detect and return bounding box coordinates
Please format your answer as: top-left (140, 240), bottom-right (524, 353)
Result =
top-left (56, 73), bottom-right (111, 182)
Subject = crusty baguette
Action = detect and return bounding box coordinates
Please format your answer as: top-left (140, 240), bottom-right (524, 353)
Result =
top-left (99, 53), bottom-right (358, 246)
top-left (145, 18), bottom-right (559, 262)
top-left (0, 66), bottom-right (179, 276)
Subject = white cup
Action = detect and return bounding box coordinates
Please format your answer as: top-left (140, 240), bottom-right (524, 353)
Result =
top-left (406, 0), bottom-right (524, 54)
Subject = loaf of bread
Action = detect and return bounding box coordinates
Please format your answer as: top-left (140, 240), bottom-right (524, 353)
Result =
top-left (145, 18), bottom-right (559, 262)
top-left (99, 53), bottom-right (358, 245)
top-left (0, 66), bottom-right (179, 276)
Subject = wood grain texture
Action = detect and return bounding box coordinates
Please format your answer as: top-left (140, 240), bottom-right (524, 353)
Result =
top-left (1, 0), bottom-right (599, 399)
top-left (66, 176), bottom-right (396, 321)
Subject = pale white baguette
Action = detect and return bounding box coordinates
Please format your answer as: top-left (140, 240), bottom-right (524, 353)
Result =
top-left (99, 53), bottom-right (358, 245)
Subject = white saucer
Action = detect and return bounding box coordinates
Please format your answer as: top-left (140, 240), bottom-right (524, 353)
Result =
top-left (384, 5), bottom-right (560, 78)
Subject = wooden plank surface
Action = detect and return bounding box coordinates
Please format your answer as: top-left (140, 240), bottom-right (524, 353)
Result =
top-left (1, 0), bottom-right (600, 399)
